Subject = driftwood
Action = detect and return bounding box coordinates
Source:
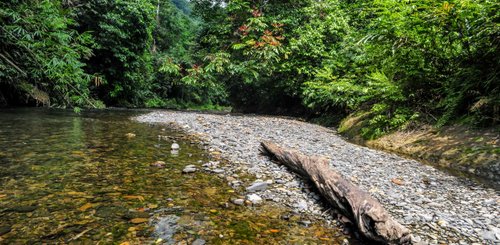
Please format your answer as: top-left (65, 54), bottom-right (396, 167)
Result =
top-left (260, 141), bottom-right (411, 244)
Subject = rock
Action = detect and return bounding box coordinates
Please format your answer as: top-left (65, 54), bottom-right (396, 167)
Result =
top-left (246, 194), bottom-right (263, 205)
top-left (342, 238), bottom-right (349, 245)
top-left (410, 234), bottom-right (422, 243)
top-left (154, 215), bottom-right (179, 244)
top-left (123, 211), bottom-right (150, 220)
top-left (0, 226), bottom-right (11, 236)
top-left (482, 230), bottom-right (496, 241)
top-left (192, 239), bottom-right (206, 245)
top-left (130, 218), bottom-right (149, 224)
top-left (11, 205), bottom-right (37, 213)
top-left (182, 168), bottom-right (196, 173)
top-left (171, 143), bottom-right (180, 150)
top-left (182, 165), bottom-right (197, 173)
top-left (150, 161), bottom-right (166, 168)
top-left (483, 199), bottom-right (496, 205)
top-left (232, 199), bottom-right (245, 206)
top-left (211, 169), bottom-right (225, 174)
top-left (294, 200), bottom-right (308, 211)
top-left (391, 178), bottom-right (404, 185)
top-left (285, 181), bottom-right (300, 188)
top-left (299, 220), bottom-right (311, 227)
top-left (246, 181), bottom-right (268, 192)
top-left (420, 214), bottom-right (433, 222)
top-left (437, 219), bottom-right (448, 227)
top-left (95, 205), bottom-right (127, 218)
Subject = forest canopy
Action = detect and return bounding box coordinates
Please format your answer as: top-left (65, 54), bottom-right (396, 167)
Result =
top-left (1, 0), bottom-right (498, 137)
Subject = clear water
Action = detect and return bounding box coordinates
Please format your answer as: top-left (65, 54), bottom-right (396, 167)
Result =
top-left (0, 108), bottom-right (355, 244)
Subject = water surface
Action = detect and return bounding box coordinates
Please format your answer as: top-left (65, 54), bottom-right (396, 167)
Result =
top-left (0, 108), bottom-right (354, 244)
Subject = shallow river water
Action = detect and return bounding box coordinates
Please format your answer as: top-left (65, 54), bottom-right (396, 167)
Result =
top-left (0, 108), bottom-right (355, 244)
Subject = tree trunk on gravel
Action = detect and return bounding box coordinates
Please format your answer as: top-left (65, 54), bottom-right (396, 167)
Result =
top-left (260, 141), bottom-right (412, 244)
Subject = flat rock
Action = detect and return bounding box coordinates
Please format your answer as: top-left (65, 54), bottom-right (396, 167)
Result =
top-left (246, 181), bottom-right (268, 192)
top-left (182, 166), bottom-right (197, 173)
top-left (192, 239), bottom-right (206, 245)
top-left (11, 205), bottom-right (37, 213)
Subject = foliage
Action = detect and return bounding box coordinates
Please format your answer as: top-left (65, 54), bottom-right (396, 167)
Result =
top-left (191, 0), bottom-right (498, 136)
top-left (1, 0), bottom-right (498, 136)
top-left (0, 0), bottom-right (98, 109)
top-left (72, 0), bottom-right (156, 106)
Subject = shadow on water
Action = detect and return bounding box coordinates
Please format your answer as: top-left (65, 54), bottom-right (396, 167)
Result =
top-left (0, 108), bottom-right (359, 244)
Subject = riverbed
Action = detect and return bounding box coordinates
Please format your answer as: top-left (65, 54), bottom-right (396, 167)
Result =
top-left (136, 110), bottom-right (500, 244)
top-left (0, 108), bottom-right (354, 244)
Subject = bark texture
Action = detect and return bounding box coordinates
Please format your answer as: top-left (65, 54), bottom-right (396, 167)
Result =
top-left (260, 141), bottom-right (412, 244)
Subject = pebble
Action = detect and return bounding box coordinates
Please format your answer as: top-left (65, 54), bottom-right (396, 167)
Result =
top-left (294, 200), bottom-right (308, 211)
top-left (192, 238), bottom-right (206, 245)
top-left (246, 194), bottom-right (263, 205)
top-left (246, 181), bottom-right (268, 192)
top-left (232, 199), bottom-right (245, 206)
top-left (151, 160), bottom-right (166, 168)
top-left (182, 165), bottom-right (197, 173)
top-left (211, 169), bottom-right (225, 174)
top-left (299, 220), bottom-right (312, 227)
top-left (482, 230), bottom-right (496, 241)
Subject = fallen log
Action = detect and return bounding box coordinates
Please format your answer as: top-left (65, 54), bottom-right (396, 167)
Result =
top-left (260, 141), bottom-right (411, 244)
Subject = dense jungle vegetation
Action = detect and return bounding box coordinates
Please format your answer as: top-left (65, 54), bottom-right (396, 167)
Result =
top-left (1, 0), bottom-right (499, 138)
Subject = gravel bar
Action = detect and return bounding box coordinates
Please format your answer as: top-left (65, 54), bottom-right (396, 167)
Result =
top-left (135, 111), bottom-right (499, 244)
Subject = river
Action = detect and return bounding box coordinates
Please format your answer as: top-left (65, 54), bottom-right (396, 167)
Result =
top-left (0, 108), bottom-right (353, 244)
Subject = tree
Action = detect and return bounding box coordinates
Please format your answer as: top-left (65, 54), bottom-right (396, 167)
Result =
top-left (0, 0), bottom-right (96, 109)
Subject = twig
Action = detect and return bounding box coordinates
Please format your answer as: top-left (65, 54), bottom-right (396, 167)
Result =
top-left (67, 228), bottom-right (93, 242)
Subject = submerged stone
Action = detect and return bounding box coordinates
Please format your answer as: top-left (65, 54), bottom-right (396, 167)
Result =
top-left (192, 238), bottom-right (206, 245)
top-left (95, 206), bottom-right (127, 218)
top-left (123, 211), bottom-right (150, 220)
top-left (11, 205), bottom-right (37, 213)
top-left (154, 215), bottom-right (179, 244)
top-left (0, 226), bottom-right (11, 236)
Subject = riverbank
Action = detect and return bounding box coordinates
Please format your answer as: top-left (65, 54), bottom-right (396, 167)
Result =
top-left (338, 113), bottom-right (500, 186)
top-left (136, 110), bottom-right (499, 244)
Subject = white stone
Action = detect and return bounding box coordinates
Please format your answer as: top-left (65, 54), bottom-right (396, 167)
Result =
top-left (246, 194), bottom-right (263, 205)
